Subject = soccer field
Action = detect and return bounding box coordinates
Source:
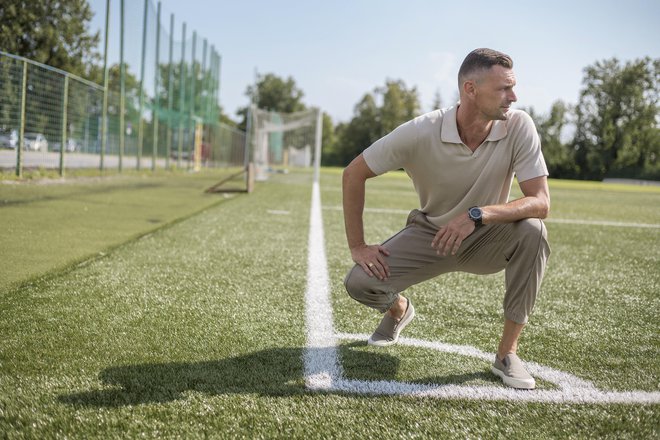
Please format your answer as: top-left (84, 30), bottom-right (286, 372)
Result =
top-left (0, 169), bottom-right (658, 438)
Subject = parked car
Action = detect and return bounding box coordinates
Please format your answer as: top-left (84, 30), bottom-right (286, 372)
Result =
top-left (0, 128), bottom-right (18, 149)
top-left (24, 133), bottom-right (48, 151)
top-left (51, 138), bottom-right (78, 152)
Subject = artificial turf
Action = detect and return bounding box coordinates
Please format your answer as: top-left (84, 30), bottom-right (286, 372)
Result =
top-left (0, 168), bottom-right (658, 438)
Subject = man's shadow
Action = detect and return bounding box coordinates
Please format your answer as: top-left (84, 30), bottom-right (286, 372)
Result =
top-left (59, 343), bottom-right (497, 408)
top-left (59, 345), bottom-right (399, 408)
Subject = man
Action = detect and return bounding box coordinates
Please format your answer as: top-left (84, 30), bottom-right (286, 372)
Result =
top-left (342, 48), bottom-right (550, 390)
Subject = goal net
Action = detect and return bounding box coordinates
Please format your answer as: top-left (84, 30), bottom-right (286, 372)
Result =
top-left (248, 106), bottom-right (323, 182)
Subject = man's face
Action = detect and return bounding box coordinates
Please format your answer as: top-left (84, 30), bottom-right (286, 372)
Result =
top-left (473, 65), bottom-right (517, 120)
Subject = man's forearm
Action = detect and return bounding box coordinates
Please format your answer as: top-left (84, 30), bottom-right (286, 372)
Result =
top-left (481, 176), bottom-right (550, 225)
top-left (482, 195), bottom-right (549, 225)
top-left (342, 173), bottom-right (367, 249)
top-left (342, 153), bottom-right (379, 250)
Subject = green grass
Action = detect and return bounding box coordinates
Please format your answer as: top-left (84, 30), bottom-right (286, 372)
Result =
top-left (0, 168), bottom-right (245, 290)
top-left (1, 169), bottom-right (659, 438)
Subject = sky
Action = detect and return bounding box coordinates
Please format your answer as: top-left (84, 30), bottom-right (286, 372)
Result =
top-left (87, 0), bottom-right (660, 124)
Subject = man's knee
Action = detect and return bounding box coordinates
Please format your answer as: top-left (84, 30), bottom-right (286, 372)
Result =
top-left (514, 218), bottom-right (549, 252)
top-left (344, 266), bottom-right (394, 313)
top-left (344, 266), bottom-right (372, 302)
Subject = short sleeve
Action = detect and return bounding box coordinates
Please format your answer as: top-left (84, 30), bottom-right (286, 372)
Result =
top-left (512, 112), bottom-right (549, 182)
top-left (362, 119), bottom-right (417, 175)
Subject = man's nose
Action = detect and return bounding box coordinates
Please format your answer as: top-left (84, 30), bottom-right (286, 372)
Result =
top-left (508, 90), bottom-right (517, 102)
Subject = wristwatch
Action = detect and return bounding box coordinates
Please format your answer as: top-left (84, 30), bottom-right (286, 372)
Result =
top-left (468, 206), bottom-right (483, 227)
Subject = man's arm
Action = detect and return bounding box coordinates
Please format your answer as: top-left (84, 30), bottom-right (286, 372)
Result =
top-left (482, 175), bottom-right (550, 224)
top-left (343, 154), bottom-right (390, 280)
top-left (432, 175), bottom-right (550, 256)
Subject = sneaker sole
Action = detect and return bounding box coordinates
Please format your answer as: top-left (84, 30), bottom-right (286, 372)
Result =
top-left (367, 305), bottom-right (416, 347)
top-left (491, 366), bottom-right (536, 390)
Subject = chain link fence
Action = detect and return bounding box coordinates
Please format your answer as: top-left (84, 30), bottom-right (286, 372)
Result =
top-left (0, 0), bottom-right (246, 178)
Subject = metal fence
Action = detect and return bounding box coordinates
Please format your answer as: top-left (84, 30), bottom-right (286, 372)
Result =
top-left (0, 0), bottom-right (246, 177)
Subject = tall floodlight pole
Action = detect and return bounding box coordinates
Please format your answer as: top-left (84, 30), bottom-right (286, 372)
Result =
top-left (100, 0), bottom-right (110, 172)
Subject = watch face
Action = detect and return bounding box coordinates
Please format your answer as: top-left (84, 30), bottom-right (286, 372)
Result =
top-left (469, 207), bottom-right (482, 220)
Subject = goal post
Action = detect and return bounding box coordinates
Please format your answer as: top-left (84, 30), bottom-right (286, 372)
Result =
top-left (249, 106), bottom-right (323, 182)
top-left (205, 106), bottom-right (323, 194)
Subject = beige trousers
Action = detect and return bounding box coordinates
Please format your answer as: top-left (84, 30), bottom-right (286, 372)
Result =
top-left (344, 210), bottom-right (550, 324)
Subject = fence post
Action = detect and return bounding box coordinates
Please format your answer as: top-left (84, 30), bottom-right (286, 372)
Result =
top-left (59, 75), bottom-right (69, 177)
top-left (177, 22), bottom-right (186, 169)
top-left (201, 38), bottom-right (207, 168)
top-left (244, 105), bottom-right (252, 173)
top-left (16, 60), bottom-right (27, 178)
top-left (166, 12), bottom-right (174, 169)
top-left (119, 0), bottom-right (125, 173)
top-left (100, 0), bottom-right (110, 173)
top-left (137, 0), bottom-right (149, 171)
top-left (206, 48), bottom-right (214, 123)
top-left (216, 54), bottom-right (222, 121)
top-left (188, 31), bottom-right (197, 170)
top-left (152, 1), bottom-right (161, 171)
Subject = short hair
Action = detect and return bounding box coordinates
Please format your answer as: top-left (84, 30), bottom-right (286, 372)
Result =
top-left (458, 48), bottom-right (513, 88)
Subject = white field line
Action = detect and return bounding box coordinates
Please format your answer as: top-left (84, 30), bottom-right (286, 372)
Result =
top-left (303, 182), bottom-right (342, 389)
top-left (322, 205), bottom-right (660, 229)
top-left (304, 186), bottom-right (660, 404)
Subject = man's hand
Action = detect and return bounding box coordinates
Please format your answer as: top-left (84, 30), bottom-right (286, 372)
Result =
top-left (431, 212), bottom-right (475, 256)
top-left (351, 244), bottom-right (390, 280)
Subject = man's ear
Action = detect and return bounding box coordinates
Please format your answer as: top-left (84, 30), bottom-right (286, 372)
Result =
top-left (462, 79), bottom-right (477, 100)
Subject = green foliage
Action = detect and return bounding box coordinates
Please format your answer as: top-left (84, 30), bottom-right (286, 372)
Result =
top-left (526, 101), bottom-right (579, 179)
top-left (320, 112), bottom-right (336, 162)
top-left (237, 72), bottom-right (306, 130)
top-left (573, 57), bottom-right (659, 180)
top-left (248, 73), bottom-right (306, 113)
top-left (0, 0), bottom-right (100, 78)
top-left (324, 79), bottom-right (421, 166)
top-left (515, 57), bottom-right (659, 181)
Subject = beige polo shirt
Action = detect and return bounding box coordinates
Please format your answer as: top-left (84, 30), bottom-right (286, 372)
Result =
top-left (362, 106), bottom-right (548, 227)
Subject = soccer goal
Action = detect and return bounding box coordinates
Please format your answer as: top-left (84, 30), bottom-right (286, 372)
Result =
top-left (248, 106), bottom-right (323, 183)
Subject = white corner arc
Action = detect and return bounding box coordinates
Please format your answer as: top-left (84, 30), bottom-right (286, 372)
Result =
top-left (303, 182), bottom-right (660, 404)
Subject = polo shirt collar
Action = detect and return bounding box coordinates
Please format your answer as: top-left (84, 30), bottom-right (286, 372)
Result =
top-left (441, 105), bottom-right (508, 144)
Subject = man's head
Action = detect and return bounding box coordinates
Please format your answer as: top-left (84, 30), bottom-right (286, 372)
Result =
top-left (458, 48), bottom-right (517, 120)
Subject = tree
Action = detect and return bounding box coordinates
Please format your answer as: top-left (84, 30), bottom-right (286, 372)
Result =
top-left (320, 113), bottom-right (338, 165)
top-left (334, 93), bottom-right (381, 166)
top-left (236, 73), bottom-right (306, 130)
top-left (379, 79), bottom-right (421, 136)
top-left (431, 89), bottom-right (443, 111)
top-left (526, 101), bottom-right (578, 179)
top-left (573, 57), bottom-right (659, 180)
top-left (0, 0), bottom-right (100, 78)
top-left (329, 79), bottom-right (421, 166)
